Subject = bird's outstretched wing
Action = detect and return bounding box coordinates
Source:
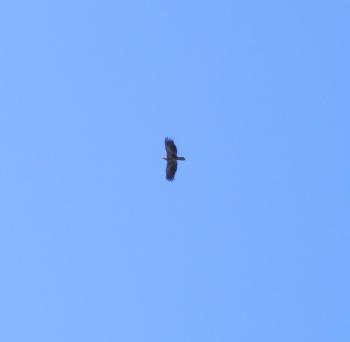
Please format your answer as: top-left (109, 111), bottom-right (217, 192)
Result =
top-left (166, 160), bottom-right (177, 181)
top-left (165, 138), bottom-right (177, 158)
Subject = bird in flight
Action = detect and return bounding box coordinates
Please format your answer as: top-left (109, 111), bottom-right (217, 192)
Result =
top-left (162, 138), bottom-right (185, 181)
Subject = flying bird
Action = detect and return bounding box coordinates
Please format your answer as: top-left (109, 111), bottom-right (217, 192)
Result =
top-left (162, 138), bottom-right (185, 181)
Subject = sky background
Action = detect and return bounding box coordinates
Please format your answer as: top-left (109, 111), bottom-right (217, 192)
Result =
top-left (0, 1), bottom-right (349, 341)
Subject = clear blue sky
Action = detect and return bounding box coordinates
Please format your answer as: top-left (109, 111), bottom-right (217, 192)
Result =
top-left (0, 1), bottom-right (349, 341)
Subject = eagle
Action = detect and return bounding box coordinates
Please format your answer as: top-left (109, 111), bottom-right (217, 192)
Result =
top-left (162, 138), bottom-right (185, 181)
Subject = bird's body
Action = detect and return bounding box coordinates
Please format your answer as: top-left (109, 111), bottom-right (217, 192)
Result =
top-left (162, 138), bottom-right (185, 181)
top-left (162, 156), bottom-right (186, 161)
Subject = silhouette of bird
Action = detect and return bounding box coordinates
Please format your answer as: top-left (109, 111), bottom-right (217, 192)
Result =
top-left (162, 138), bottom-right (185, 181)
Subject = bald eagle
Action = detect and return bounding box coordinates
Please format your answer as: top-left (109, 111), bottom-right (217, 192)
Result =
top-left (162, 138), bottom-right (185, 181)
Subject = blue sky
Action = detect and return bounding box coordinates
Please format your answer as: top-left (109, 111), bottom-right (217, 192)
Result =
top-left (0, 1), bottom-right (349, 341)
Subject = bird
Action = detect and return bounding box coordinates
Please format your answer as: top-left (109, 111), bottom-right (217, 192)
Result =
top-left (162, 138), bottom-right (185, 181)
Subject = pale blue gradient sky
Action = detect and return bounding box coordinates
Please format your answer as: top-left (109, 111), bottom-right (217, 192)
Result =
top-left (0, 1), bottom-right (349, 341)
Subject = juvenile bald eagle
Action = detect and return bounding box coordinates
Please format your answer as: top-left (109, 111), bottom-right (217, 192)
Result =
top-left (162, 138), bottom-right (185, 181)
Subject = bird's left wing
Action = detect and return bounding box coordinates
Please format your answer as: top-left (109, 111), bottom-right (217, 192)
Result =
top-left (165, 138), bottom-right (177, 157)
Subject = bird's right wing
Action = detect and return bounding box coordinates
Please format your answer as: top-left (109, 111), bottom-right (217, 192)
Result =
top-left (166, 160), bottom-right (177, 181)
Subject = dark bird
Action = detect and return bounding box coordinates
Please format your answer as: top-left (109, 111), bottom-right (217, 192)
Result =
top-left (162, 138), bottom-right (185, 181)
